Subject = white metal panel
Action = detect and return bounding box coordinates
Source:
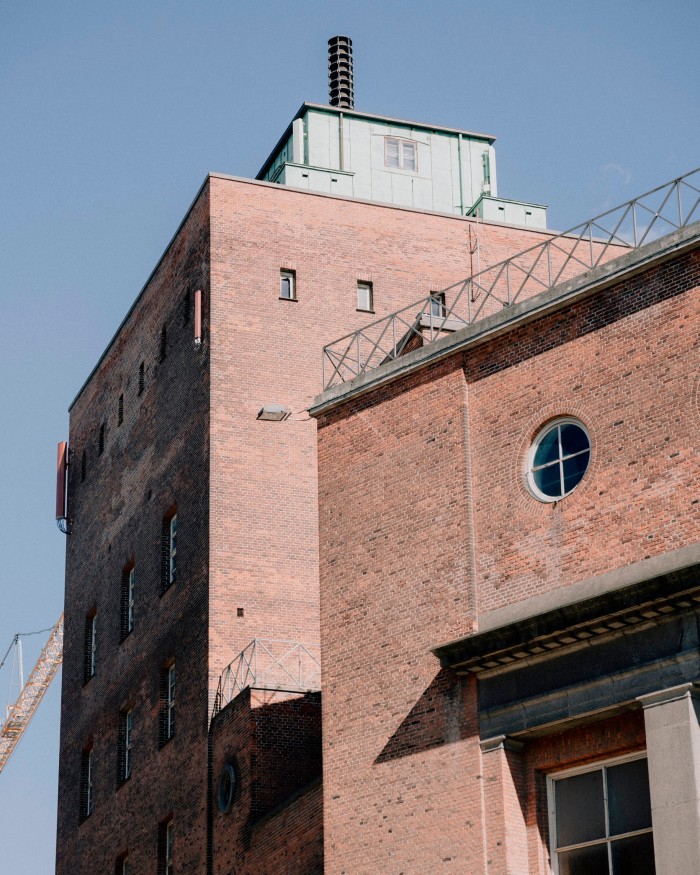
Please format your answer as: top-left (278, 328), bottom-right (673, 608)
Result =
top-left (430, 132), bottom-right (455, 213)
top-left (390, 172), bottom-right (414, 207)
top-left (292, 119), bottom-right (304, 164)
top-left (488, 144), bottom-right (498, 197)
top-left (370, 169), bottom-right (393, 204)
top-left (306, 110), bottom-right (332, 169)
top-left (412, 176), bottom-right (434, 210)
top-left (346, 116), bottom-right (373, 199)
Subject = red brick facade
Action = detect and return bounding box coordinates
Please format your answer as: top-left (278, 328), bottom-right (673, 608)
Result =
top-left (57, 174), bottom-right (550, 873)
top-left (313, 232), bottom-right (700, 872)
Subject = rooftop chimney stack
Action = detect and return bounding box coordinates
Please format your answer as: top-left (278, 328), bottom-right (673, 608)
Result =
top-left (328, 35), bottom-right (354, 109)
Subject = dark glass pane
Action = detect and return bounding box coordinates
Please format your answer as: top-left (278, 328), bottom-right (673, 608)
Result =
top-left (534, 427), bottom-right (560, 467)
top-left (611, 832), bottom-right (655, 875)
top-left (560, 423), bottom-right (589, 456)
top-left (559, 843), bottom-right (609, 875)
top-left (534, 462), bottom-right (562, 497)
top-left (608, 759), bottom-right (652, 835)
top-left (562, 451), bottom-right (590, 493)
top-left (555, 770), bottom-right (606, 846)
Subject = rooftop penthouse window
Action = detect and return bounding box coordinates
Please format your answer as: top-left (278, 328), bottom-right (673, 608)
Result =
top-left (385, 137), bottom-right (417, 172)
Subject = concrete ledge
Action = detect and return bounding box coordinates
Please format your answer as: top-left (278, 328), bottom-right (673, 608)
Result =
top-left (478, 542), bottom-right (700, 635)
top-left (433, 545), bottom-right (700, 670)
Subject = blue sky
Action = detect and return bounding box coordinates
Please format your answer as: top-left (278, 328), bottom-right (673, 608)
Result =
top-left (0, 1), bottom-right (698, 870)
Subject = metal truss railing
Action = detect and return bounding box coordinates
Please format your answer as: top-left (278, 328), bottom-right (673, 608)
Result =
top-left (322, 168), bottom-right (700, 389)
top-left (213, 638), bottom-right (321, 714)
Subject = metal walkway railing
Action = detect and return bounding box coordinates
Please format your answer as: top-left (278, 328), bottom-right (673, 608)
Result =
top-left (213, 638), bottom-right (321, 715)
top-left (322, 168), bottom-right (700, 389)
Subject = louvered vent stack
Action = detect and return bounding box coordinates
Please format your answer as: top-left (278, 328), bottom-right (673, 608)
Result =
top-left (328, 35), bottom-right (354, 109)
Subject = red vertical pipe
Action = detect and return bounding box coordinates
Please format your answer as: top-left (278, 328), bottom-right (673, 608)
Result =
top-left (194, 289), bottom-right (202, 345)
top-left (56, 441), bottom-right (67, 519)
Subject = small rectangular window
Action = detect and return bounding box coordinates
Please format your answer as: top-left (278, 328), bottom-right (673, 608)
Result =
top-left (357, 282), bottom-right (373, 312)
top-left (280, 270), bottom-right (296, 300)
top-left (84, 612), bottom-right (97, 683)
top-left (138, 361), bottom-right (145, 395)
top-left (548, 755), bottom-right (654, 875)
top-left (159, 323), bottom-right (167, 362)
top-left (429, 292), bottom-right (446, 317)
top-left (385, 137), bottom-right (417, 171)
top-left (121, 564), bottom-right (135, 639)
top-left (80, 747), bottom-right (94, 821)
top-left (160, 664), bottom-right (175, 745)
top-left (118, 394), bottom-right (124, 426)
top-left (117, 710), bottom-right (132, 785)
top-left (115, 854), bottom-right (130, 875)
top-left (81, 449), bottom-right (87, 482)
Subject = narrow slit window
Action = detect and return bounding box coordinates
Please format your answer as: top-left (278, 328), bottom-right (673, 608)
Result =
top-left (158, 817), bottom-right (174, 875)
top-left (98, 423), bottom-right (105, 456)
top-left (138, 361), bottom-right (145, 395)
top-left (160, 664), bottom-right (175, 745)
top-left (118, 394), bottom-right (124, 426)
top-left (182, 289), bottom-right (191, 326)
top-left (159, 324), bottom-right (167, 362)
top-left (162, 511), bottom-right (177, 592)
top-left (121, 564), bottom-right (135, 639)
top-left (80, 747), bottom-right (94, 820)
top-left (84, 611), bottom-right (97, 683)
top-left (81, 450), bottom-right (87, 482)
top-left (117, 710), bottom-right (132, 785)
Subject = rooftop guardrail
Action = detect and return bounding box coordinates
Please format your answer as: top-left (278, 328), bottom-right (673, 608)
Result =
top-left (213, 638), bottom-right (321, 715)
top-left (322, 168), bottom-right (700, 389)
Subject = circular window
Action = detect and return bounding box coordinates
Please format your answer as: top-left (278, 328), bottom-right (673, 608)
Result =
top-left (217, 762), bottom-right (238, 814)
top-left (527, 418), bottom-right (590, 502)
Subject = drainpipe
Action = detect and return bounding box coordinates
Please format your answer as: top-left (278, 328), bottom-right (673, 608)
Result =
top-left (339, 111), bottom-right (345, 171)
top-left (457, 134), bottom-right (465, 216)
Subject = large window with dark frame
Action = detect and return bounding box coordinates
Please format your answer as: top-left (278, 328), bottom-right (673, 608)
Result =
top-left (548, 754), bottom-right (655, 875)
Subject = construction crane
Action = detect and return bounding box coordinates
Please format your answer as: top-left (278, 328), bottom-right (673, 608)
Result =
top-left (0, 614), bottom-right (64, 774)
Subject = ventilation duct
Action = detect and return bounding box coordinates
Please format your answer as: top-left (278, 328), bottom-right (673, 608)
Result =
top-left (328, 35), bottom-right (354, 109)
